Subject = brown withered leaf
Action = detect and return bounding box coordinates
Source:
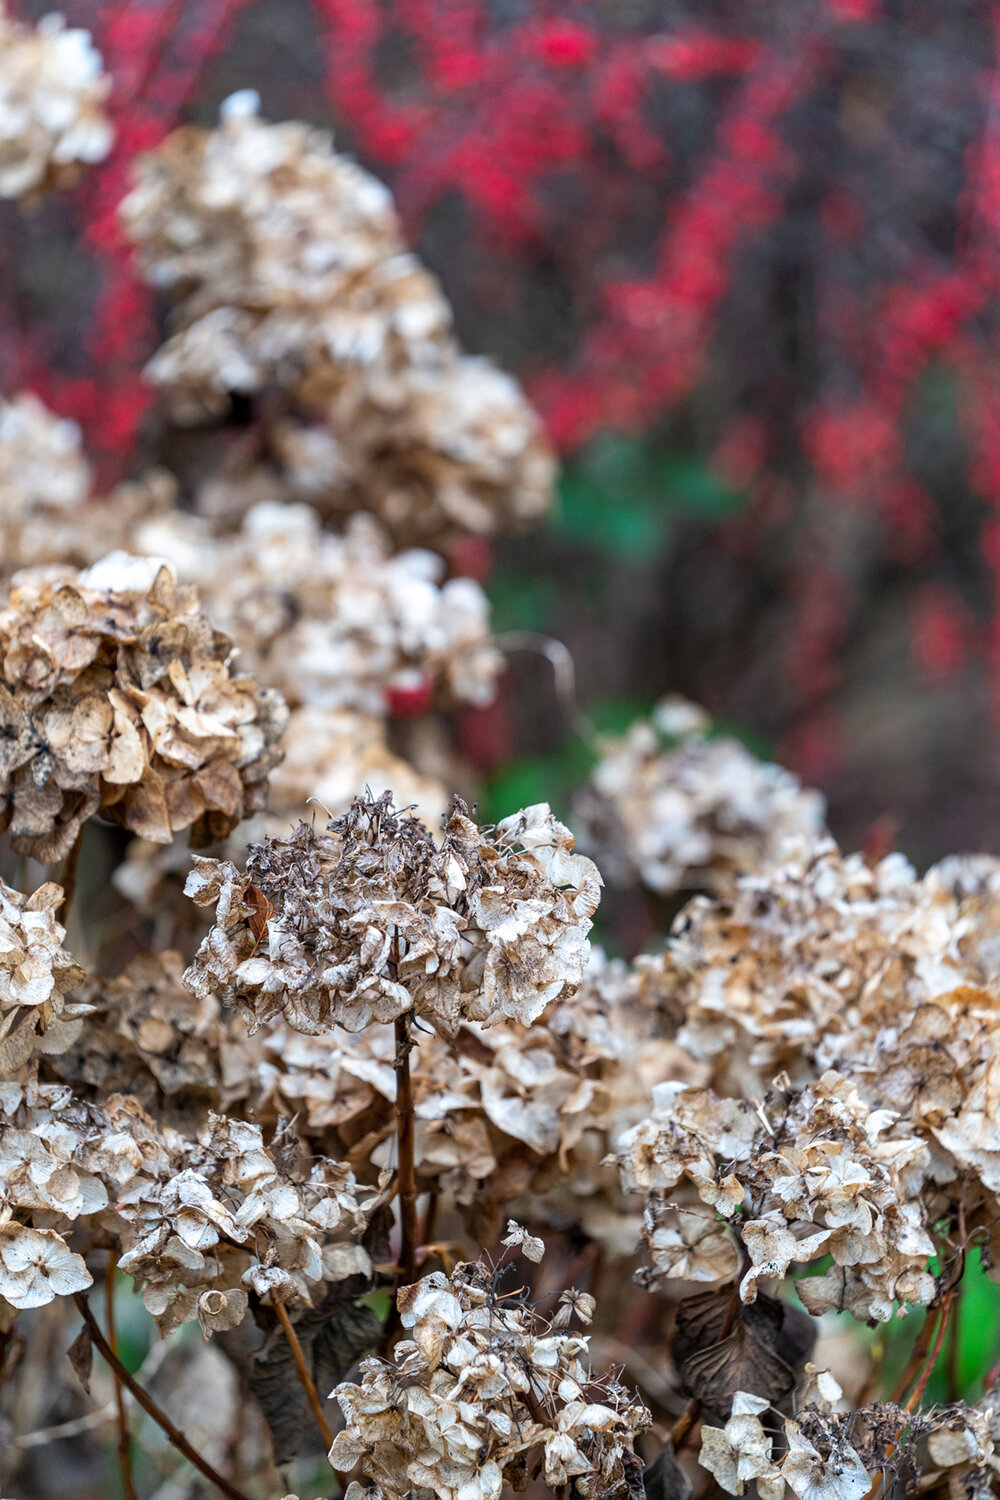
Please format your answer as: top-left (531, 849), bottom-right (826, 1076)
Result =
top-left (250, 1297), bottom-right (381, 1463)
top-left (672, 1287), bottom-right (815, 1419)
top-left (244, 882), bottom-right (276, 952)
top-left (642, 1442), bottom-right (692, 1500)
top-left (67, 1321), bottom-right (92, 1394)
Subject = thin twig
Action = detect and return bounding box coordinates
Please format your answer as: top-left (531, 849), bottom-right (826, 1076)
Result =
top-left (889, 1308), bottom-right (941, 1404)
top-left (105, 1252), bottom-right (137, 1500)
top-left (275, 1301), bottom-right (334, 1451)
top-left (420, 1188), bottom-right (438, 1250)
top-left (72, 1293), bottom-right (253, 1500)
top-left (905, 1288), bottom-right (956, 1414)
top-left (394, 1009), bottom-right (418, 1288)
top-left (14, 1403), bottom-right (115, 1447)
top-left (58, 826), bottom-right (84, 926)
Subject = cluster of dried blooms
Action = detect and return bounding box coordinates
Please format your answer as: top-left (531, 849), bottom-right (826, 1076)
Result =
top-left (0, 1067), bottom-right (387, 1334)
top-left (0, 875), bottom-right (85, 1073)
top-left (0, 393), bottom-right (91, 530)
top-left (184, 795), bottom-right (601, 1036)
top-left (615, 839), bottom-right (1000, 1329)
top-left (0, 551), bottom-right (287, 860)
top-left (576, 697), bottom-right (826, 899)
top-left (697, 1378), bottom-right (1000, 1500)
top-left (119, 92), bottom-right (555, 547)
top-left (130, 502), bottom-right (500, 714)
top-left (332, 1241), bottom-right (649, 1500)
top-left (0, 2), bottom-right (112, 199)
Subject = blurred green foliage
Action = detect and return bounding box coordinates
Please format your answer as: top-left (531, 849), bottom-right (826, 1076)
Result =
top-left (555, 433), bottom-right (744, 561)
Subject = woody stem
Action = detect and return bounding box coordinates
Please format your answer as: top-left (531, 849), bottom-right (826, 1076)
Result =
top-left (105, 1252), bottom-right (137, 1500)
top-left (395, 1009), bottom-right (418, 1288)
top-left (275, 1301), bottom-right (334, 1451)
top-left (58, 825), bottom-right (84, 925)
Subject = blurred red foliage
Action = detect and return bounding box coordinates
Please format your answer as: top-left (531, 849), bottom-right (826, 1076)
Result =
top-left (4, 0), bottom-right (1000, 757)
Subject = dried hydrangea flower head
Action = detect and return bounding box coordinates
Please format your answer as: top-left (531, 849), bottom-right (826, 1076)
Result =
top-left (0, 3), bottom-right (112, 198)
top-left (0, 875), bottom-right (86, 1072)
top-left (184, 793), bottom-right (601, 1035)
top-left (575, 696), bottom-right (826, 898)
top-left (699, 1387), bottom-right (1000, 1500)
top-left (130, 503), bottom-right (501, 713)
top-left (120, 93), bottom-right (555, 547)
top-left (331, 1241), bottom-right (649, 1500)
top-left (0, 550), bottom-right (287, 861)
top-left (110, 706), bottom-right (450, 924)
top-left (0, 1074), bottom-right (385, 1334)
top-left (619, 1069), bottom-right (936, 1323)
top-left (640, 835), bottom-right (969, 1095)
top-left (614, 833), bottom-right (1000, 1339)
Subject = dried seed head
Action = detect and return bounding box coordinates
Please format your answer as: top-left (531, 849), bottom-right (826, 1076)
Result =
top-left (332, 1250), bottom-right (648, 1500)
top-left (183, 793), bottom-right (601, 1036)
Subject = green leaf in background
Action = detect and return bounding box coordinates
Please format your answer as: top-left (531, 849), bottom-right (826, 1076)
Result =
top-left (480, 736), bottom-right (597, 827)
top-left (487, 568), bottom-right (561, 635)
top-left (555, 432), bottom-right (744, 561)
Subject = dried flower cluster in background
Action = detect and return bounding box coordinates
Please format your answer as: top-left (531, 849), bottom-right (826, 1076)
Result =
top-left (576, 696), bottom-right (826, 900)
top-left (119, 94), bottom-right (556, 549)
top-left (0, 552), bottom-right (287, 860)
top-left (0, 2), bottom-right (111, 199)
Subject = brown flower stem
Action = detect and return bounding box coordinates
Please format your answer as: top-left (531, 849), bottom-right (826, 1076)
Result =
top-left (420, 1188), bottom-right (438, 1249)
top-left (58, 826), bottom-right (84, 925)
top-left (904, 1288), bottom-right (956, 1413)
top-left (275, 1301), bottom-right (334, 1451)
top-left (889, 1306), bottom-right (941, 1404)
top-left (72, 1293), bottom-right (253, 1500)
top-left (104, 1253), bottom-right (137, 1500)
top-left (669, 1398), bottom-right (700, 1449)
top-left (394, 1009), bottom-right (418, 1289)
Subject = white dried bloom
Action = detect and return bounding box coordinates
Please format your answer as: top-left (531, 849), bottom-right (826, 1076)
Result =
top-left (618, 1071), bottom-right (936, 1322)
top-left (575, 696), bottom-right (826, 899)
top-left (0, 391), bottom-right (90, 518)
top-left (331, 1254), bottom-right (648, 1500)
top-left (0, 1220), bottom-right (91, 1308)
top-left (699, 1391), bottom-right (779, 1495)
top-left (130, 504), bottom-right (500, 713)
top-left (502, 1218), bottom-right (545, 1262)
top-left (0, 876), bottom-right (86, 1071)
top-left (0, 552), bottom-right (288, 860)
top-left (779, 1419), bottom-right (870, 1500)
top-left (0, 4), bottom-right (112, 199)
top-left (120, 97), bottom-right (554, 547)
top-left (183, 793), bottom-right (601, 1036)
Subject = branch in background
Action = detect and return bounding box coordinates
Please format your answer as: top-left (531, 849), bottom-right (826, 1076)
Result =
top-left (72, 1293), bottom-right (253, 1500)
top-left (105, 1252), bottom-right (137, 1500)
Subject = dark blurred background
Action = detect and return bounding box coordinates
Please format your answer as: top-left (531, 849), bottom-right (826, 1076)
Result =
top-left (4, 0), bottom-right (1000, 866)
